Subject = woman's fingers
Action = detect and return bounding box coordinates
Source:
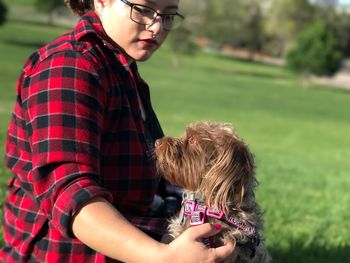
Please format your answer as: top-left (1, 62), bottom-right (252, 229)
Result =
top-left (210, 240), bottom-right (237, 262)
top-left (166, 223), bottom-right (238, 263)
top-left (187, 223), bottom-right (222, 241)
top-left (186, 223), bottom-right (237, 262)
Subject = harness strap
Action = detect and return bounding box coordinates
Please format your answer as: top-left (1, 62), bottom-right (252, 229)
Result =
top-left (180, 197), bottom-right (260, 256)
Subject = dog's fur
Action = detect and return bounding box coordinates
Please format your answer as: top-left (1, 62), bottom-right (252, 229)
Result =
top-left (155, 122), bottom-right (270, 262)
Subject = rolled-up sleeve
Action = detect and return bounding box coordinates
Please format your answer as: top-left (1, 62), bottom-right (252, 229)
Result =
top-left (21, 50), bottom-right (113, 237)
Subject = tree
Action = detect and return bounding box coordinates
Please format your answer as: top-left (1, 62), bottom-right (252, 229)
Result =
top-left (0, 0), bottom-right (7, 26)
top-left (333, 13), bottom-right (350, 58)
top-left (263, 0), bottom-right (315, 57)
top-left (314, 6), bottom-right (350, 58)
top-left (286, 21), bottom-right (343, 76)
top-left (36, 0), bottom-right (64, 25)
top-left (189, 0), bottom-right (264, 55)
top-left (200, 0), bottom-right (248, 46)
top-left (167, 27), bottom-right (199, 68)
top-left (239, 0), bottom-right (264, 58)
top-left (163, 0), bottom-right (203, 67)
top-left (177, 0), bottom-right (266, 57)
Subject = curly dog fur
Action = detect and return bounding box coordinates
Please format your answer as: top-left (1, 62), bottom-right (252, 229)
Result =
top-left (155, 121), bottom-right (270, 262)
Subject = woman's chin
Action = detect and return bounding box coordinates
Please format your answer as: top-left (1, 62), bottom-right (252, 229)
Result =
top-left (131, 48), bottom-right (157, 62)
top-left (136, 53), bottom-right (153, 62)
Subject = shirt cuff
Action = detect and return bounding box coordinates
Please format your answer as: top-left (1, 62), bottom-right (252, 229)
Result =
top-left (51, 178), bottom-right (113, 238)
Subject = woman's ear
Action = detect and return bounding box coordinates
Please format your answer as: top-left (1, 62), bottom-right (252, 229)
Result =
top-left (94, 0), bottom-right (109, 14)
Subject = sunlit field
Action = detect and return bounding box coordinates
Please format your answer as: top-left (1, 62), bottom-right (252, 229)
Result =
top-left (1, 17), bottom-right (350, 262)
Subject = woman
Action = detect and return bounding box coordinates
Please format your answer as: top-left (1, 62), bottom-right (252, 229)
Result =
top-left (1, 0), bottom-right (236, 262)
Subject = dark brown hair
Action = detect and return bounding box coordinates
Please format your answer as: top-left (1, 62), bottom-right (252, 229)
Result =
top-left (64, 0), bottom-right (94, 16)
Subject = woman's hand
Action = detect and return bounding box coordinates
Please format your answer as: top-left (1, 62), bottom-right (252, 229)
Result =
top-left (72, 198), bottom-right (236, 263)
top-left (160, 223), bottom-right (237, 263)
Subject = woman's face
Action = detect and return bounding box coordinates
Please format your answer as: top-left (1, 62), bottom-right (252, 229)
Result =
top-left (95, 0), bottom-right (180, 63)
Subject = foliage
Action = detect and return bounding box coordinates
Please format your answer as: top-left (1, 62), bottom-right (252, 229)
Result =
top-left (263, 0), bottom-right (315, 57)
top-left (1, 13), bottom-right (350, 263)
top-left (35, 0), bottom-right (64, 24)
top-left (200, 0), bottom-right (240, 45)
top-left (314, 6), bottom-right (350, 58)
top-left (0, 0), bottom-right (7, 26)
top-left (168, 27), bottom-right (198, 55)
top-left (167, 26), bottom-right (199, 67)
top-left (3, 0), bottom-right (36, 6)
top-left (179, 0), bottom-right (264, 54)
top-left (179, 0), bottom-right (349, 62)
top-left (286, 21), bottom-right (343, 76)
top-left (202, 0), bottom-right (264, 50)
top-left (332, 13), bottom-right (350, 58)
top-left (35, 0), bottom-right (62, 13)
top-left (241, 0), bottom-right (264, 53)
top-left (177, 0), bottom-right (206, 30)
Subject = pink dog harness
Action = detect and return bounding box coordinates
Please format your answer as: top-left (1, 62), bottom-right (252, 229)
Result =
top-left (179, 194), bottom-right (260, 257)
top-left (183, 199), bottom-right (260, 240)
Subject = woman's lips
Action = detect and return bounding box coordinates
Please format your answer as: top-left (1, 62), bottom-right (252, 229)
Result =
top-left (139, 38), bottom-right (158, 48)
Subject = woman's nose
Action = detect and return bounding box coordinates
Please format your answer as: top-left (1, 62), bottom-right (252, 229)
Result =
top-left (146, 16), bottom-right (164, 34)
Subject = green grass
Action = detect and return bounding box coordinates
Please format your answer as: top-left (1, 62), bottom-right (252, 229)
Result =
top-left (1, 19), bottom-right (350, 262)
top-left (141, 52), bottom-right (350, 261)
top-left (3, 0), bottom-right (36, 6)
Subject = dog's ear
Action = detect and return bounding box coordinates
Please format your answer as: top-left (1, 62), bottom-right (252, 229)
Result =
top-left (199, 138), bottom-right (255, 213)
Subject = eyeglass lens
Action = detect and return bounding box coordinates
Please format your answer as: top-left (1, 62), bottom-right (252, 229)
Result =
top-left (131, 5), bottom-right (182, 30)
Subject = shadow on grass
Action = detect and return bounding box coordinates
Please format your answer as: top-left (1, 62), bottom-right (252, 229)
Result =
top-left (201, 64), bottom-right (294, 81)
top-left (198, 55), bottom-right (294, 81)
top-left (268, 242), bottom-right (349, 263)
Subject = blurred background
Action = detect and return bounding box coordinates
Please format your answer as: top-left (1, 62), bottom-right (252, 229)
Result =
top-left (0, 0), bottom-right (350, 262)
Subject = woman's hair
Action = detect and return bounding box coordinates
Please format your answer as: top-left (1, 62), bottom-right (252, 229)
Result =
top-left (64, 0), bottom-right (94, 16)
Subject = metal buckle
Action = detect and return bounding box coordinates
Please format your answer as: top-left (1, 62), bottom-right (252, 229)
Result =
top-left (190, 211), bottom-right (205, 226)
top-left (183, 200), bottom-right (195, 215)
top-left (206, 207), bottom-right (224, 219)
top-left (195, 203), bottom-right (207, 213)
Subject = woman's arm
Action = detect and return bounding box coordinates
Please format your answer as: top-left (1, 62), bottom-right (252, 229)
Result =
top-left (71, 197), bottom-right (237, 263)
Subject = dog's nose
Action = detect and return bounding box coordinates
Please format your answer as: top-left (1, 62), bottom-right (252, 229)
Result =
top-left (155, 139), bottom-right (162, 147)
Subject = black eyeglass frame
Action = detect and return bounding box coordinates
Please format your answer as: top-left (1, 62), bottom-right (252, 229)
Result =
top-left (119, 0), bottom-right (185, 31)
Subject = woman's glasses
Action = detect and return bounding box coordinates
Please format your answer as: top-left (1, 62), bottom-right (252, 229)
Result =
top-left (120, 0), bottom-right (185, 31)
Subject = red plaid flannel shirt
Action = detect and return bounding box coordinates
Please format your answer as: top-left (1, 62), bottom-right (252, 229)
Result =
top-left (1, 11), bottom-right (167, 262)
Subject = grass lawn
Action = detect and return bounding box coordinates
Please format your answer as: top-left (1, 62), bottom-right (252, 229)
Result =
top-left (1, 18), bottom-right (350, 262)
top-left (142, 48), bottom-right (350, 263)
top-left (3, 0), bottom-right (36, 6)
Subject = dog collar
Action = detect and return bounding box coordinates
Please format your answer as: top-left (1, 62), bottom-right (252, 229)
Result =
top-left (181, 198), bottom-right (260, 243)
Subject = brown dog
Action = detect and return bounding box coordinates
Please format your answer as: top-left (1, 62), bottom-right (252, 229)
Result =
top-left (155, 122), bottom-right (270, 262)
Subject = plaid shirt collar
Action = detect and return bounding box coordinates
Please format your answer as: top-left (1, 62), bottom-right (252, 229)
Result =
top-left (77, 11), bottom-right (130, 67)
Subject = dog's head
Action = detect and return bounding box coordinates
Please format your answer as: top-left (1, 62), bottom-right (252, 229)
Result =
top-left (155, 121), bottom-right (255, 213)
